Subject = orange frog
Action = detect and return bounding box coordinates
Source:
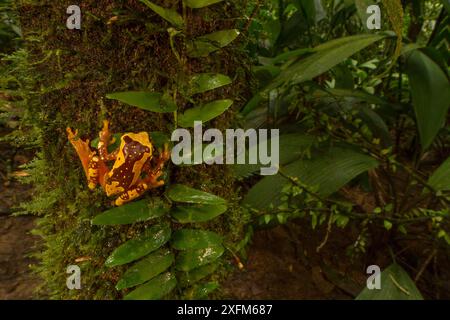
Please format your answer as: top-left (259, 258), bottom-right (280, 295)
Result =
top-left (67, 120), bottom-right (170, 206)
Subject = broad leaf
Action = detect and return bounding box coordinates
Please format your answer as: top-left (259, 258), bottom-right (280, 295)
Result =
top-left (243, 147), bottom-right (378, 209)
top-left (106, 91), bottom-right (177, 113)
top-left (178, 263), bottom-right (218, 287)
top-left (124, 272), bottom-right (177, 300)
top-left (166, 184), bottom-right (226, 204)
top-left (266, 34), bottom-right (387, 91)
top-left (356, 264), bottom-right (423, 300)
top-left (175, 245), bottom-right (224, 271)
top-left (105, 224), bottom-right (171, 267)
top-left (172, 229), bottom-right (223, 250)
top-left (428, 157), bottom-right (450, 191)
top-left (185, 281), bottom-right (219, 299)
top-left (171, 204), bottom-right (227, 223)
top-left (178, 99), bottom-right (233, 127)
top-left (190, 73), bottom-right (232, 95)
top-left (140, 0), bottom-right (184, 28)
top-left (92, 199), bottom-right (168, 225)
top-left (116, 249), bottom-right (174, 290)
top-left (405, 49), bottom-right (450, 150)
top-left (187, 29), bottom-right (240, 57)
top-left (184, 0), bottom-right (224, 9)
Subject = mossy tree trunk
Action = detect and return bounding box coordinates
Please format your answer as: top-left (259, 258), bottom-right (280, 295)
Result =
top-left (17, 0), bottom-right (249, 299)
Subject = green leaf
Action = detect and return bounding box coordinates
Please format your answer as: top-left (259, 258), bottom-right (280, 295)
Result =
top-left (243, 147), bottom-right (378, 209)
top-left (171, 204), bottom-right (227, 223)
top-left (184, 0), bottom-right (224, 9)
top-left (232, 133), bottom-right (317, 179)
top-left (106, 91), bottom-right (177, 113)
top-left (356, 264), bottom-right (423, 300)
top-left (178, 263), bottom-right (218, 287)
top-left (92, 199), bottom-right (168, 225)
top-left (185, 281), bottom-right (219, 299)
top-left (140, 0), bottom-right (184, 28)
top-left (266, 34), bottom-right (387, 91)
top-left (124, 272), bottom-right (177, 300)
top-left (189, 73), bottom-right (232, 95)
top-left (176, 245), bottom-right (224, 271)
top-left (178, 99), bottom-right (233, 127)
top-left (383, 220), bottom-right (393, 231)
top-left (428, 156), bottom-right (450, 191)
top-left (405, 49), bottom-right (450, 150)
top-left (105, 224), bottom-right (171, 267)
top-left (187, 29), bottom-right (240, 58)
top-left (116, 249), bottom-right (175, 290)
top-left (172, 229), bottom-right (223, 250)
top-left (166, 184), bottom-right (227, 205)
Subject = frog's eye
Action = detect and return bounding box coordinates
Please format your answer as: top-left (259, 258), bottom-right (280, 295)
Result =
top-left (145, 147), bottom-right (150, 153)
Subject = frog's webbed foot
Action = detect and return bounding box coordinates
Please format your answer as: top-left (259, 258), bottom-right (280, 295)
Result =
top-left (144, 143), bottom-right (170, 187)
top-left (98, 120), bottom-right (118, 162)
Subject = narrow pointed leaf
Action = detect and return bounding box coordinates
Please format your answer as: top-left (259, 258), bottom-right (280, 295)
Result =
top-left (428, 157), bottom-right (450, 191)
top-left (106, 91), bottom-right (177, 113)
top-left (92, 199), bottom-right (168, 225)
top-left (185, 0), bottom-right (224, 9)
top-left (124, 272), bottom-right (176, 300)
top-left (116, 249), bottom-right (175, 290)
top-left (172, 229), bottom-right (223, 250)
top-left (171, 204), bottom-right (227, 223)
top-left (405, 49), bottom-right (450, 150)
top-left (140, 0), bottom-right (184, 27)
top-left (166, 184), bottom-right (226, 204)
top-left (176, 245), bottom-right (224, 271)
top-left (187, 29), bottom-right (240, 57)
top-left (105, 224), bottom-right (171, 267)
top-left (178, 99), bottom-right (233, 127)
top-left (190, 73), bottom-right (232, 95)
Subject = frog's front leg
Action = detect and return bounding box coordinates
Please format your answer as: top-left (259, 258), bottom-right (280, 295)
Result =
top-left (98, 120), bottom-right (118, 162)
top-left (67, 127), bottom-right (109, 189)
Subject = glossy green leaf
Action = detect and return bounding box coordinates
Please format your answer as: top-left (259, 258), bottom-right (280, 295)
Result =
top-left (187, 29), bottom-right (240, 58)
top-left (356, 264), bottom-right (423, 300)
top-left (178, 263), bottom-right (218, 287)
top-left (106, 91), bottom-right (177, 113)
top-left (171, 204), bottom-right (227, 223)
top-left (172, 229), bottom-right (223, 250)
top-left (140, 0), bottom-right (184, 28)
top-left (405, 49), bottom-right (450, 150)
top-left (266, 34), bottom-right (387, 91)
top-left (92, 199), bottom-right (168, 226)
top-left (428, 156), bottom-right (450, 191)
top-left (190, 73), bottom-right (232, 95)
top-left (124, 272), bottom-right (177, 300)
top-left (175, 245), bottom-right (224, 271)
top-left (185, 0), bottom-right (224, 9)
top-left (105, 224), bottom-right (171, 267)
top-left (116, 249), bottom-right (174, 290)
top-left (243, 147), bottom-right (378, 209)
top-left (166, 184), bottom-right (226, 205)
top-left (185, 281), bottom-right (219, 299)
top-left (178, 99), bottom-right (233, 127)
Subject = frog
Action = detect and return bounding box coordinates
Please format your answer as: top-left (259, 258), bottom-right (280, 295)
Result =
top-left (66, 120), bottom-right (170, 206)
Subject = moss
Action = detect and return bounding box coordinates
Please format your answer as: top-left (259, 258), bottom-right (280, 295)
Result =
top-left (17, 0), bottom-right (250, 299)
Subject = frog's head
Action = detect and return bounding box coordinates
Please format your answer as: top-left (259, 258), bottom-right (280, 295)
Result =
top-left (121, 132), bottom-right (153, 162)
top-left (105, 132), bottom-right (153, 196)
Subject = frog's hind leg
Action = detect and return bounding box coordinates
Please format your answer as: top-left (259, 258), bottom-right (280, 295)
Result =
top-left (98, 120), bottom-right (118, 162)
top-left (67, 127), bottom-right (108, 190)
